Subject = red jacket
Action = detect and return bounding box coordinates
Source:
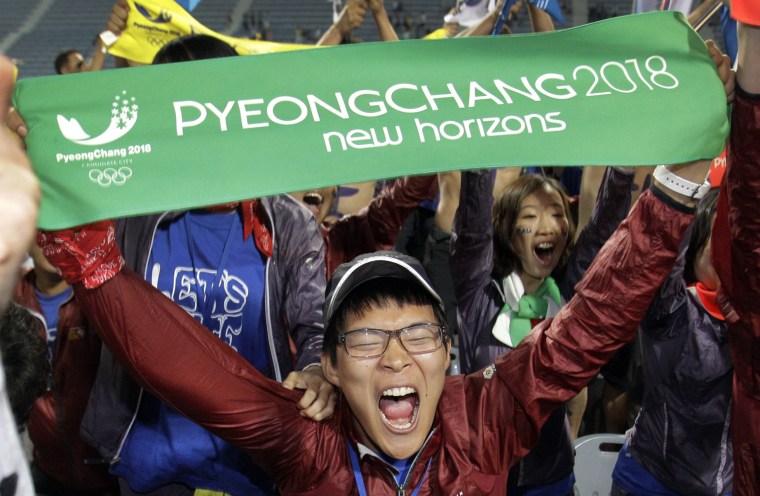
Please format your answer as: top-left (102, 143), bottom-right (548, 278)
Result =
top-left (13, 273), bottom-right (117, 493)
top-left (70, 185), bottom-right (692, 495)
top-left (712, 90), bottom-right (760, 496)
top-left (324, 175), bottom-right (438, 277)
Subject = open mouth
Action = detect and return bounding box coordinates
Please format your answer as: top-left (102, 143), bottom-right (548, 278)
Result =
top-left (378, 387), bottom-right (420, 432)
top-left (533, 242), bottom-right (556, 265)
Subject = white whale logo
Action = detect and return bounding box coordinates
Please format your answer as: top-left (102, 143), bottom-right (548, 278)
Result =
top-left (58, 90), bottom-right (138, 146)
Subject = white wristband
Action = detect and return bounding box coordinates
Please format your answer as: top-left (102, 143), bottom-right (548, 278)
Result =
top-left (653, 165), bottom-right (711, 200)
top-left (99, 30), bottom-right (119, 48)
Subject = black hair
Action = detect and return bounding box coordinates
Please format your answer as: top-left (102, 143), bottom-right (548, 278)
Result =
top-left (492, 173), bottom-right (576, 280)
top-left (152, 34), bottom-right (238, 64)
top-left (684, 188), bottom-right (720, 285)
top-left (54, 49), bottom-right (80, 74)
top-left (0, 303), bottom-right (49, 429)
top-left (323, 278), bottom-right (449, 363)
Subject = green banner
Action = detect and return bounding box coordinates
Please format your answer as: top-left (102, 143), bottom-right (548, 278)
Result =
top-left (15, 12), bottom-right (728, 229)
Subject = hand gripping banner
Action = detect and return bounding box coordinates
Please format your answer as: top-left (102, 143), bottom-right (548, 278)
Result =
top-left (14, 12), bottom-right (728, 229)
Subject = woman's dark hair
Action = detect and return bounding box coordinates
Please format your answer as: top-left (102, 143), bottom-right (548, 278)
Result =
top-left (684, 188), bottom-right (720, 285)
top-left (323, 278), bottom-right (449, 363)
top-left (152, 34), bottom-right (238, 64)
top-left (492, 174), bottom-right (576, 280)
top-left (0, 303), bottom-right (49, 429)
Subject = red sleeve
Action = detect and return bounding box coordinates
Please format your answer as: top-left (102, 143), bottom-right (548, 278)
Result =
top-left (494, 188), bottom-right (693, 454)
top-left (363, 175), bottom-right (438, 247)
top-left (73, 268), bottom-right (329, 484)
top-left (713, 92), bottom-right (760, 494)
top-left (325, 175), bottom-right (437, 276)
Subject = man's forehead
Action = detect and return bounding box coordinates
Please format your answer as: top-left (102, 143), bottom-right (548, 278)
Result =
top-left (343, 300), bottom-right (437, 326)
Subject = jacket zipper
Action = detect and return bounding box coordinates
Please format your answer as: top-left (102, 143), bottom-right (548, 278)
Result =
top-left (394, 427), bottom-right (436, 496)
top-left (261, 202), bottom-right (282, 382)
top-left (113, 211), bottom-right (170, 462)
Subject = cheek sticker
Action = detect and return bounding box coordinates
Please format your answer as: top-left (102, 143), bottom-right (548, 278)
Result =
top-left (516, 226), bottom-right (533, 235)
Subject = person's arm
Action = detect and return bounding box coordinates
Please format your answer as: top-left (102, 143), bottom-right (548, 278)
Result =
top-left (36, 222), bottom-right (325, 482)
top-left (83, 0), bottom-right (129, 72)
top-left (736, 22), bottom-right (760, 94)
top-left (0, 62), bottom-right (42, 495)
top-left (324, 175), bottom-right (437, 276)
top-left (574, 166), bottom-right (606, 236)
top-left (84, 38), bottom-right (109, 73)
top-left (450, 169), bottom-right (497, 374)
top-left (0, 58), bottom-right (39, 314)
top-left (560, 165), bottom-right (635, 439)
top-left (560, 167), bottom-right (634, 299)
top-left (316, 0), bottom-right (367, 46)
top-left (493, 165), bottom-right (702, 456)
top-left (527, 2), bottom-right (554, 32)
top-left (272, 197), bottom-right (335, 419)
top-left (359, 174), bottom-right (438, 248)
top-left (711, 18), bottom-right (760, 495)
top-left (368, 0), bottom-right (399, 41)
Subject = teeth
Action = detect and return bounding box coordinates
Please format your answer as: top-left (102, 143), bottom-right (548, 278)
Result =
top-left (382, 386), bottom-right (416, 397)
top-left (380, 412), bottom-right (414, 430)
top-left (536, 242), bottom-right (554, 249)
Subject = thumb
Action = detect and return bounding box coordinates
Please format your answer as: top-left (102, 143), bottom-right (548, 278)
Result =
top-left (282, 371), bottom-right (306, 390)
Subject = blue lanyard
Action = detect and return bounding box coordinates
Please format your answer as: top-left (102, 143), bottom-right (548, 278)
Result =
top-left (347, 439), bottom-right (432, 496)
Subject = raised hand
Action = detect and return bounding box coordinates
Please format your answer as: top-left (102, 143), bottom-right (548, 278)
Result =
top-left (36, 220), bottom-right (125, 289)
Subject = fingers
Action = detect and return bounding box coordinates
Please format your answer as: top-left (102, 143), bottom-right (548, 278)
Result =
top-left (297, 384), bottom-right (319, 411)
top-left (281, 371), bottom-right (304, 390)
top-left (6, 108), bottom-right (28, 149)
top-left (368, 0), bottom-right (385, 14)
top-left (0, 57), bottom-right (39, 309)
top-left (705, 39), bottom-right (736, 102)
top-left (0, 59), bottom-right (34, 177)
top-left (0, 59), bottom-right (25, 149)
top-left (1, 57), bottom-right (28, 144)
top-left (0, 57), bottom-right (14, 122)
top-left (340, 0), bottom-right (367, 33)
top-left (106, 0), bottom-right (130, 35)
top-left (285, 368), bottom-right (337, 421)
top-left (297, 380), bottom-right (337, 421)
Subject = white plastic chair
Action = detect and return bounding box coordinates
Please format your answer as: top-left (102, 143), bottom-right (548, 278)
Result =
top-left (573, 433), bottom-right (625, 496)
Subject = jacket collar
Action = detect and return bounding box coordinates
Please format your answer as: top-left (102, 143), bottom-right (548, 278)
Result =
top-left (240, 200), bottom-right (273, 258)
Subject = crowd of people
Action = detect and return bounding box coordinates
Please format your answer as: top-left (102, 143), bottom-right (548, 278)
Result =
top-left (1, 0), bottom-right (760, 495)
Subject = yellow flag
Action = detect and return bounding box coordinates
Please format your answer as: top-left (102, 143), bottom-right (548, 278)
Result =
top-left (193, 490), bottom-right (228, 496)
top-left (109, 0), bottom-right (314, 64)
top-left (423, 28), bottom-right (450, 40)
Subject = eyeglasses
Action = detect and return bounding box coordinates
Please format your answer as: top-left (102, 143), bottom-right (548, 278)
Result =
top-left (338, 323), bottom-right (445, 358)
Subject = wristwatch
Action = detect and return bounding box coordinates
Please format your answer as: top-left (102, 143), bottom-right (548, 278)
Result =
top-left (653, 165), bottom-right (711, 200)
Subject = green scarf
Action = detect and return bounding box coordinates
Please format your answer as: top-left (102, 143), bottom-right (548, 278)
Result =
top-left (499, 276), bottom-right (562, 347)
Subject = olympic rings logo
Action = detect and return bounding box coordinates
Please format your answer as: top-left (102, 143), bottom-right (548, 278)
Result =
top-left (89, 167), bottom-right (133, 187)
